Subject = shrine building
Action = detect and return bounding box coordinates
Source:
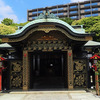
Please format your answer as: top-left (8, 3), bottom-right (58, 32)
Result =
top-left (0, 12), bottom-right (93, 91)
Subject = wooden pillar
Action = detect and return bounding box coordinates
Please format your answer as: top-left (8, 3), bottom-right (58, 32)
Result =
top-left (67, 49), bottom-right (73, 89)
top-left (95, 71), bottom-right (99, 95)
top-left (23, 50), bottom-right (29, 90)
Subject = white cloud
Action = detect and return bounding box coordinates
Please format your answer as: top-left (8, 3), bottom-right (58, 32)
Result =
top-left (0, 0), bottom-right (19, 23)
top-left (70, 0), bottom-right (88, 3)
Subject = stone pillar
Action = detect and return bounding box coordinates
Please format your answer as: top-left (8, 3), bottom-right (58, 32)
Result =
top-left (67, 49), bottom-right (73, 89)
top-left (23, 50), bottom-right (29, 90)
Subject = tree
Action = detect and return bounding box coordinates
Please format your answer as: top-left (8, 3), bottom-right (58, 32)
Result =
top-left (72, 16), bottom-right (100, 30)
top-left (18, 21), bottom-right (29, 26)
top-left (1, 18), bottom-right (13, 25)
top-left (9, 21), bottom-right (29, 30)
top-left (0, 24), bottom-right (16, 35)
top-left (87, 22), bottom-right (100, 41)
top-left (60, 17), bottom-right (74, 25)
top-left (71, 16), bottom-right (100, 41)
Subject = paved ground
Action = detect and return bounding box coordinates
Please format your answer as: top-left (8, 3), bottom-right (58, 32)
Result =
top-left (0, 91), bottom-right (100, 100)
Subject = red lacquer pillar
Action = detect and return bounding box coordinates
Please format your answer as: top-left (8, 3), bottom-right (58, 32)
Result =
top-left (0, 56), bottom-right (6, 91)
top-left (0, 68), bottom-right (2, 91)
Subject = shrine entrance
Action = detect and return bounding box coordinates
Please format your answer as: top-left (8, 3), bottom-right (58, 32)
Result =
top-left (0, 12), bottom-right (93, 90)
top-left (30, 51), bottom-right (67, 90)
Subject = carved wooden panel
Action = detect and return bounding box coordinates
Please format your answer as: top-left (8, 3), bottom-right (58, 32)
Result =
top-left (73, 59), bottom-right (87, 88)
top-left (10, 61), bottom-right (23, 89)
top-left (24, 40), bottom-right (68, 51)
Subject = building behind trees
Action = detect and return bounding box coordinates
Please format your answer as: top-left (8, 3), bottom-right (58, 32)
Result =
top-left (27, 0), bottom-right (100, 21)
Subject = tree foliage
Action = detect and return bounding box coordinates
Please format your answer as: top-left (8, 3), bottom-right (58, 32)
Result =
top-left (10, 21), bottom-right (29, 27)
top-left (0, 18), bottom-right (29, 36)
top-left (9, 21), bottom-right (29, 30)
top-left (0, 24), bottom-right (16, 35)
top-left (87, 22), bottom-right (100, 41)
top-left (1, 18), bottom-right (13, 25)
top-left (18, 21), bottom-right (29, 26)
top-left (71, 16), bottom-right (100, 41)
top-left (60, 17), bottom-right (74, 25)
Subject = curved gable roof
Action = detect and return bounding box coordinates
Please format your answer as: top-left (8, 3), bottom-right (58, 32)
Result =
top-left (10, 18), bottom-right (86, 36)
top-left (1, 18), bottom-right (91, 38)
top-left (0, 18), bottom-right (93, 43)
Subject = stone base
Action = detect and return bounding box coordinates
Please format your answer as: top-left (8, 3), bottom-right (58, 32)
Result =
top-left (23, 86), bottom-right (28, 91)
top-left (68, 86), bottom-right (73, 89)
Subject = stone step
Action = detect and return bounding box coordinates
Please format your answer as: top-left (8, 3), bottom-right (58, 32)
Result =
top-left (10, 90), bottom-right (86, 94)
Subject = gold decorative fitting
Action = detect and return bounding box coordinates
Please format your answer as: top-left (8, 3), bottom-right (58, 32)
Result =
top-left (38, 35), bottom-right (58, 41)
top-left (75, 62), bottom-right (84, 71)
top-left (59, 47), bottom-right (62, 49)
top-left (25, 40), bottom-right (68, 51)
top-left (39, 47), bottom-right (42, 50)
top-left (75, 75), bottom-right (84, 86)
top-left (33, 47), bottom-right (36, 50)
top-left (58, 41), bottom-right (62, 43)
top-left (38, 27), bottom-right (56, 33)
top-left (74, 60), bottom-right (87, 88)
top-left (49, 47), bottom-right (52, 49)
top-left (64, 46), bottom-right (68, 50)
top-left (54, 47), bottom-right (57, 50)
top-left (10, 61), bottom-right (22, 89)
top-left (43, 47), bottom-right (46, 50)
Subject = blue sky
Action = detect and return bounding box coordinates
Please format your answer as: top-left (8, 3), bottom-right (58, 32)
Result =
top-left (0, 0), bottom-right (86, 23)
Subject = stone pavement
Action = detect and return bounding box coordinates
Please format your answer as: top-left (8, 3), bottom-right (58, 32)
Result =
top-left (0, 91), bottom-right (100, 100)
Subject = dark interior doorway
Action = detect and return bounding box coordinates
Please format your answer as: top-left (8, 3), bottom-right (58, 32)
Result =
top-left (30, 51), bottom-right (67, 90)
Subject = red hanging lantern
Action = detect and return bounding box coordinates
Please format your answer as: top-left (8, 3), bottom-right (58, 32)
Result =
top-left (90, 54), bottom-right (100, 59)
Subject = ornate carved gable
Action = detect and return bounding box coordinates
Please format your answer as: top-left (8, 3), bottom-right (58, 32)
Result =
top-left (23, 30), bottom-right (68, 51)
top-left (1, 25), bottom-right (90, 43)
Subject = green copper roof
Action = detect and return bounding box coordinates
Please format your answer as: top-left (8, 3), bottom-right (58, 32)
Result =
top-left (35, 11), bottom-right (59, 19)
top-left (0, 43), bottom-right (12, 48)
top-left (84, 40), bottom-right (100, 46)
top-left (8, 18), bottom-right (86, 36)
